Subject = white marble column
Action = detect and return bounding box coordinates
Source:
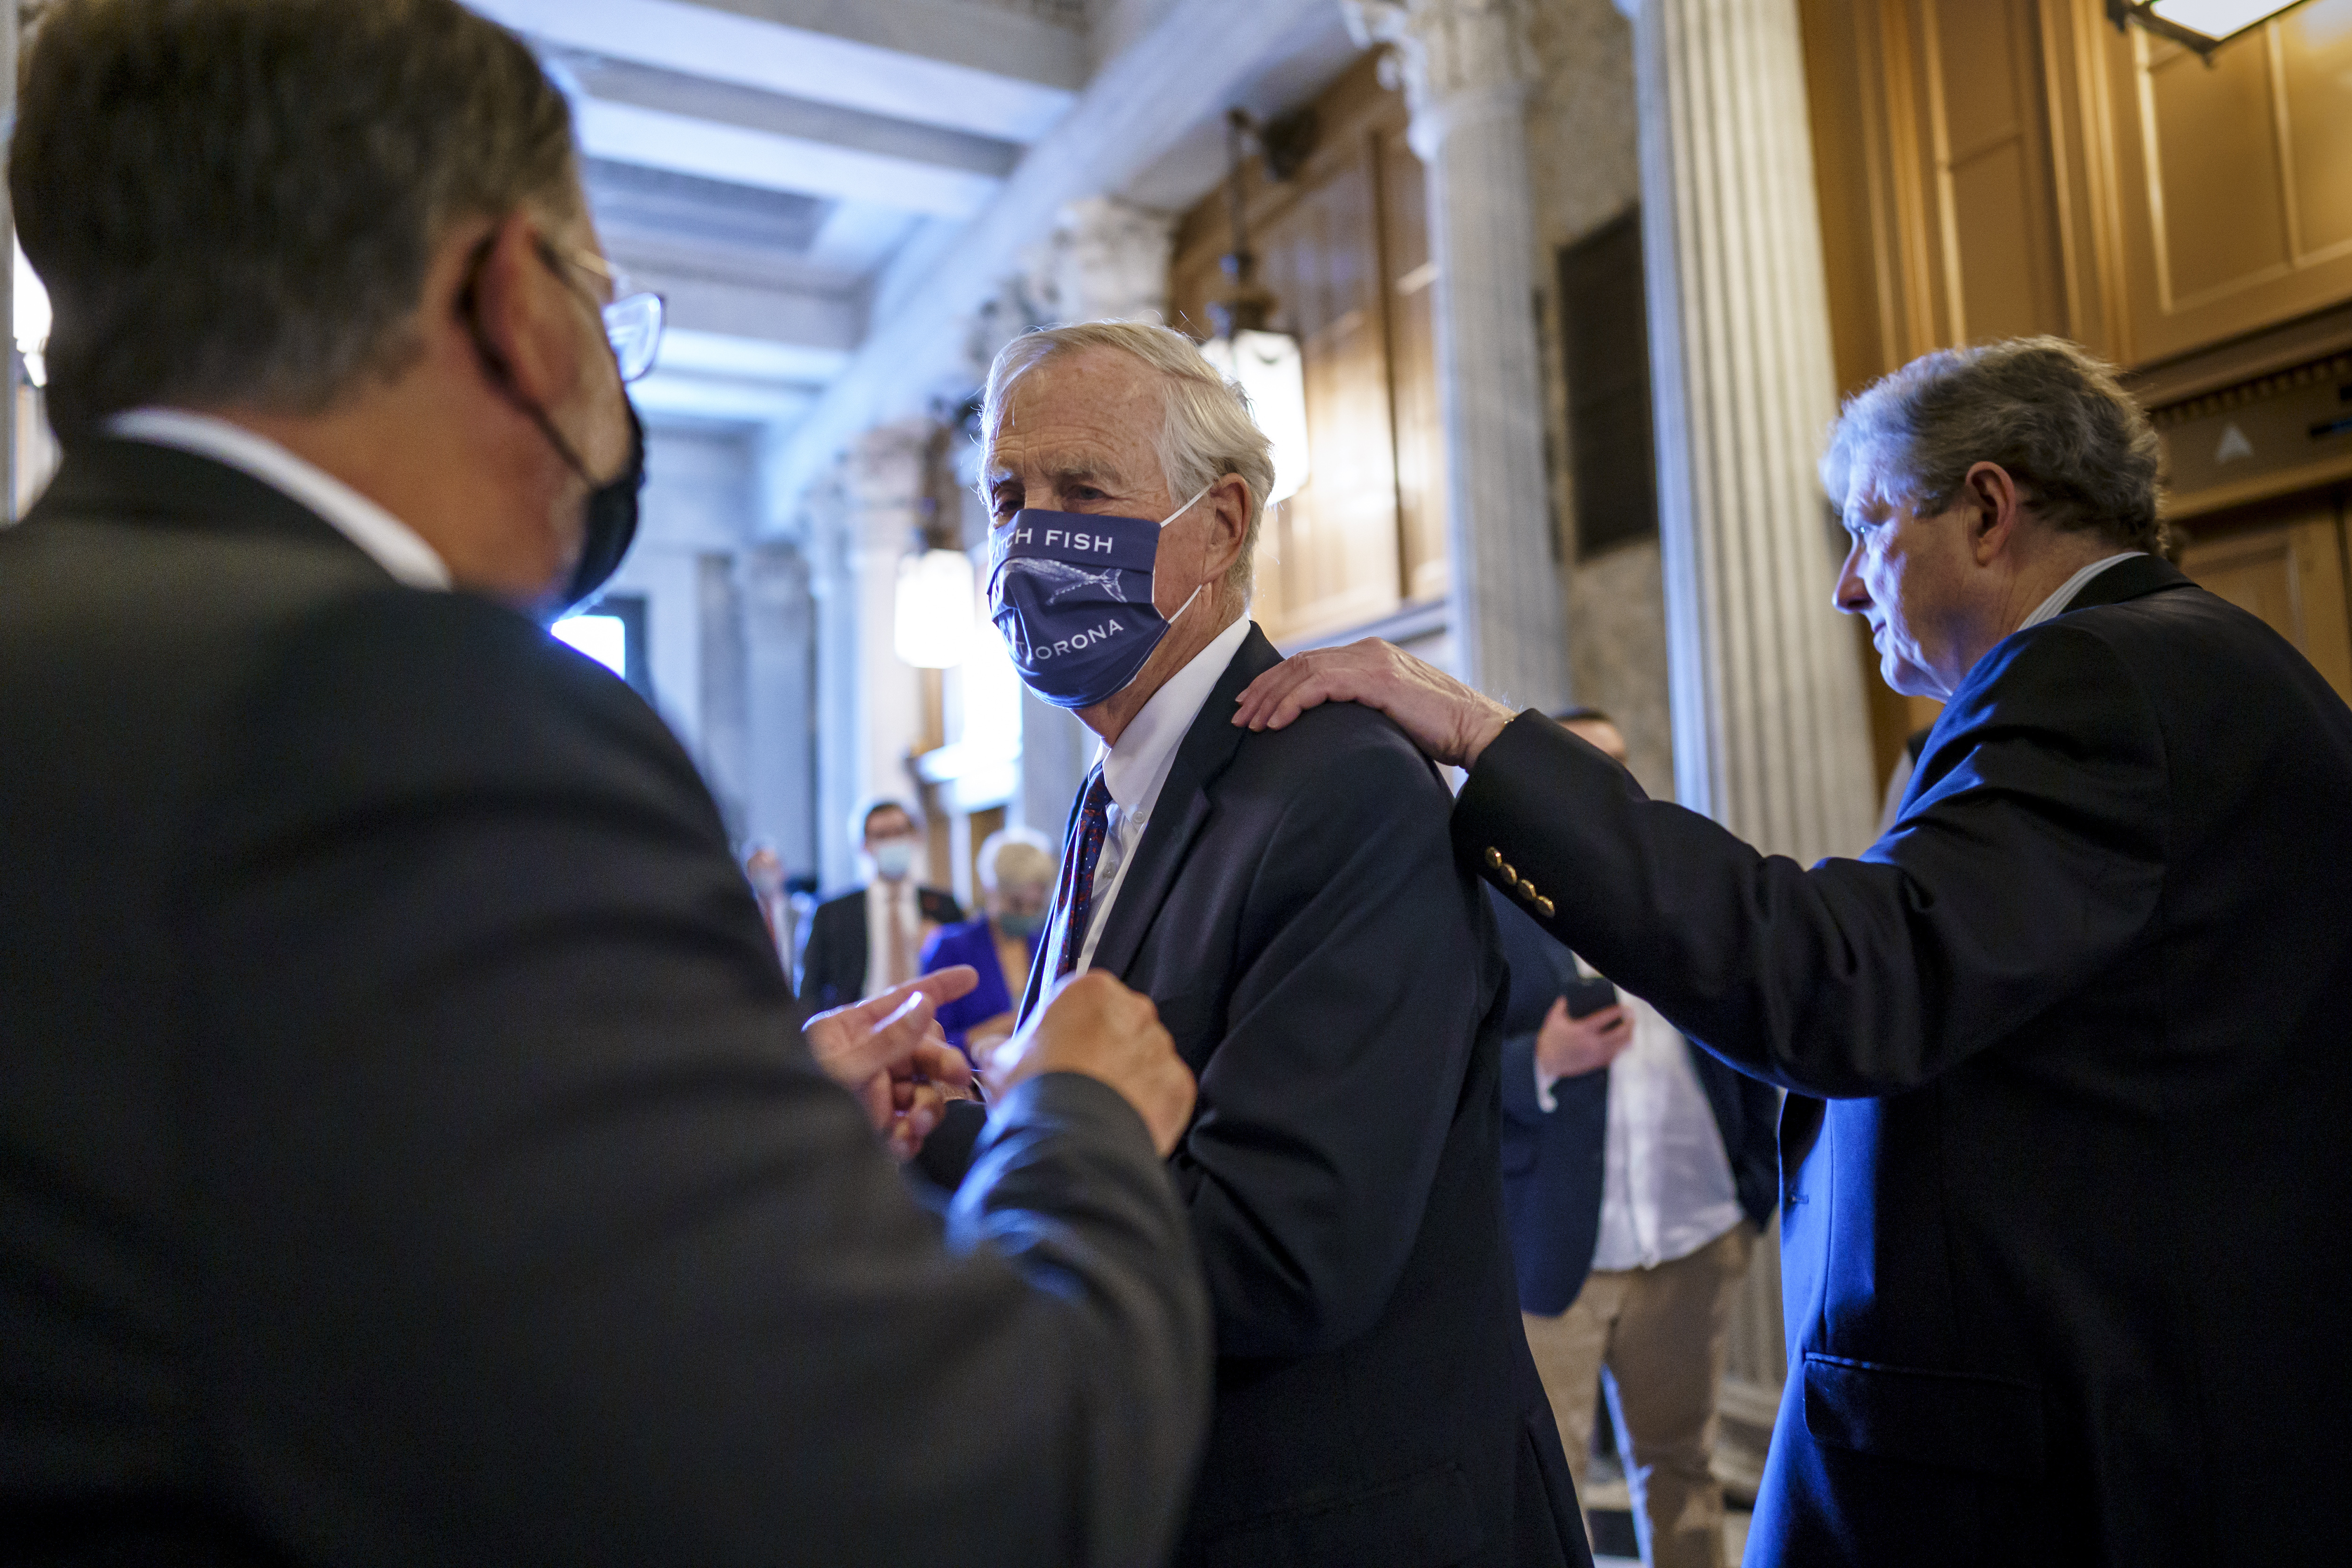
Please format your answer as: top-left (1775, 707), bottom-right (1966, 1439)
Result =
top-left (737, 541), bottom-right (818, 877)
top-left (1624, 0), bottom-right (1876, 868)
top-left (1620, 0), bottom-right (1881, 1411)
top-left (1346, 0), bottom-right (1571, 712)
top-left (805, 424), bottom-right (934, 891)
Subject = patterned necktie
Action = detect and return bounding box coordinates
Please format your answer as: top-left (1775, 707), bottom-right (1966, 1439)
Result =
top-left (1051, 768), bottom-right (1116, 981)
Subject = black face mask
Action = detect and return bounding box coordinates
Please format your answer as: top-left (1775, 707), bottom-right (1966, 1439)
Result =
top-left (560, 400), bottom-right (644, 611)
top-left (459, 248), bottom-right (646, 615)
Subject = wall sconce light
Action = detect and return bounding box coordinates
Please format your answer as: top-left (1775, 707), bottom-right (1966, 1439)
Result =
top-left (2107, 0), bottom-right (2314, 56)
top-left (1202, 108), bottom-right (1311, 508)
top-left (894, 547), bottom-right (975, 669)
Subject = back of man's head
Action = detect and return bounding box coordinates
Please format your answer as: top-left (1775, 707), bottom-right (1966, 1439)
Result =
top-left (1820, 336), bottom-right (2163, 555)
top-left (14, 0), bottom-right (576, 443)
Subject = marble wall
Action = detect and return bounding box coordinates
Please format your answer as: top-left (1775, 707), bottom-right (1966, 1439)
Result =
top-left (1524, 0), bottom-right (1675, 797)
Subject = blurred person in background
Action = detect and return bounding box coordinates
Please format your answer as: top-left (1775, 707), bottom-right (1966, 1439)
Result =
top-left (796, 797), bottom-right (964, 1009)
top-left (0, 3), bottom-right (1208, 1562)
top-left (1495, 708), bottom-right (1779, 1568)
top-left (922, 826), bottom-right (1057, 1065)
top-left (741, 839), bottom-right (795, 979)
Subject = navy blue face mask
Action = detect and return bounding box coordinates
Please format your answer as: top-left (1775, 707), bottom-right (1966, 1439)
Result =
top-left (986, 485), bottom-right (1213, 710)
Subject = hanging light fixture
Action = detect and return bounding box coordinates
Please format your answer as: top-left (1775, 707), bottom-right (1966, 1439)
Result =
top-left (2107, 0), bottom-right (2314, 56)
top-left (1199, 109), bottom-right (1311, 509)
top-left (894, 547), bottom-right (974, 669)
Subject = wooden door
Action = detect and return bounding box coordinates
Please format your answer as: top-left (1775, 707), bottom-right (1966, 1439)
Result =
top-left (2176, 499), bottom-right (2352, 703)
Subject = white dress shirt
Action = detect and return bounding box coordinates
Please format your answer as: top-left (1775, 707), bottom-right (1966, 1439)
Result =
top-left (1539, 967), bottom-right (1744, 1272)
top-left (1057, 613), bottom-right (1254, 976)
top-left (2016, 552), bottom-right (2145, 634)
top-left (103, 408), bottom-right (451, 589)
top-left (861, 876), bottom-right (923, 1001)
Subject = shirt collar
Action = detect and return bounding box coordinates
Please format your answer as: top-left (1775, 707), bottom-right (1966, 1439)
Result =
top-left (102, 408), bottom-right (452, 590)
top-left (1099, 613), bottom-right (1253, 823)
top-left (2017, 551), bottom-right (2145, 634)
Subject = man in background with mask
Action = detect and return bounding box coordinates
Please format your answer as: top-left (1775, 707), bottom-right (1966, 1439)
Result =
top-left (798, 798), bottom-right (966, 1011)
top-left (0, 4), bottom-right (1211, 1563)
top-left (946, 320), bottom-right (1589, 1568)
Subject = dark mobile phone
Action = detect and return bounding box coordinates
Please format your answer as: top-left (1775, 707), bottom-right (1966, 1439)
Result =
top-left (1562, 975), bottom-right (1620, 1019)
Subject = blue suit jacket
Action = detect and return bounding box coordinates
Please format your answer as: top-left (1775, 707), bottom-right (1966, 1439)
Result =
top-left (1453, 557), bottom-right (2352, 1568)
top-left (1491, 888), bottom-right (1778, 1316)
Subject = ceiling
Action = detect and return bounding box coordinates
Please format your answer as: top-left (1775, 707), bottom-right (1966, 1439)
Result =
top-left (470, 0), bottom-right (1362, 448)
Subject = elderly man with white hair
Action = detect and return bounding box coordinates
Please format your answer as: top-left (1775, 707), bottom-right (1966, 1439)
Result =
top-left (1234, 337), bottom-right (2352, 1568)
top-left (931, 320), bottom-right (1592, 1568)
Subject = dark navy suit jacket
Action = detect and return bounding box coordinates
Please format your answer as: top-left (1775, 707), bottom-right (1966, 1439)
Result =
top-left (0, 440), bottom-right (1209, 1565)
top-left (1491, 890), bottom-right (1778, 1317)
top-left (794, 882), bottom-right (962, 1011)
top-left (1453, 557), bottom-right (2352, 1568)
top-left (1013, 624), bottom-right (1592, 1568)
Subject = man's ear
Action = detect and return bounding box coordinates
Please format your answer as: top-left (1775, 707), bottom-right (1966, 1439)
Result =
top-left (459, 211), bottom-right (580, 410)
top-left (1962, 461), bottom-right (2025, 567)
top-left (1204, 472), bottom-right (1252, 579)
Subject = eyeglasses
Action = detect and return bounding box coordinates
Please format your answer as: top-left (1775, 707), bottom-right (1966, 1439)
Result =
top-left (541, 242), bottom-right (667, 384)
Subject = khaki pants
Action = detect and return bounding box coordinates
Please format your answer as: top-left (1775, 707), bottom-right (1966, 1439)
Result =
top-left (1522, 1223), bottom-right (1754, 1568)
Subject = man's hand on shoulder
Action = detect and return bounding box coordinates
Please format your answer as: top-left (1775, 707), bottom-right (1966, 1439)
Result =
top-left (1230, 637), bottom-right (1516, 770)
top-left (986, 971), bottom-right (1196, 1157)
top-left (805, 968), bottom-right (978, 1161)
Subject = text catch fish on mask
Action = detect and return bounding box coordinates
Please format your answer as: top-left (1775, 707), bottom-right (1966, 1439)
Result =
top-left (987, 485), bottom-right (1213, 710)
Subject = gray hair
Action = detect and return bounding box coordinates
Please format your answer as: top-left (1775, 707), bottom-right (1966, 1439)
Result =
top-left (14, 0), bottom-right (579, 441)
top-left (1820, 337), bottom-right (2163, 554)
top-left (977, 827), bottom-right (1056, 892)
top-left (979, 320), bottom-right (1276, 608)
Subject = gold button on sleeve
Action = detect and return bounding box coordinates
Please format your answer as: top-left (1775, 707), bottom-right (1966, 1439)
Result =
top-left (1485, 846), bottom-right (1503, 869)
top-left (1535, 896), bottom-right (1555, 918)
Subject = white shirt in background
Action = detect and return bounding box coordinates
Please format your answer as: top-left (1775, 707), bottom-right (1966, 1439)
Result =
top-left (861, 876), bottom-right (923, 1001)
top-left (103, 408), bottom-right (451, 589)
top-left (1055, 613), bottom-right (1254, 976)
top-left (1540, 969), bottom-right (1744, 1271)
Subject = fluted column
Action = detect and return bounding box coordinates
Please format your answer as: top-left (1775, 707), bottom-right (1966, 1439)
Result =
top-left (1628, 0), bottom-right (1875, 867)
top-left (803, 425), bottom-right (933, 891)
top-left (1622, 0), bottom-right (1880, 1408)
top-left (1346, 0), bottom-right (1569, 711)
top-left (738, 541), bottom-right (818, 878)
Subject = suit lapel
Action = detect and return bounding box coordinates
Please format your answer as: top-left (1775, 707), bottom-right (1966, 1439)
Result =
top-left (1086, 626), bottom-right (1279, 985)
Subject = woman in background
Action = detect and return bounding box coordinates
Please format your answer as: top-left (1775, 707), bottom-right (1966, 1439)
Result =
top-left (921, 827), bottom-right (1057, 1067)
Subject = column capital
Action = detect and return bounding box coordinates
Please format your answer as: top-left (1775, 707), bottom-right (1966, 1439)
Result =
top-left (1032, 194), bottom-right (1176, 326)
top-left (1342, 0), bottom-right (1535, 131)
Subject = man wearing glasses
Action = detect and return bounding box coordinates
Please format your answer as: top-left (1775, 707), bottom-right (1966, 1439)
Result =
top-left (0, 2), bottom-right (1209, 1564)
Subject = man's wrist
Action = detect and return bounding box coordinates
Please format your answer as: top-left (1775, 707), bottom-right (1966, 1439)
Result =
top-left (1456, 701), bottom-right (1515, 771)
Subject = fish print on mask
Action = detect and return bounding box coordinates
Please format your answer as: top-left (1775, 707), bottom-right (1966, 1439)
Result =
top-left (999, 556), bottom-right (1129, 605)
